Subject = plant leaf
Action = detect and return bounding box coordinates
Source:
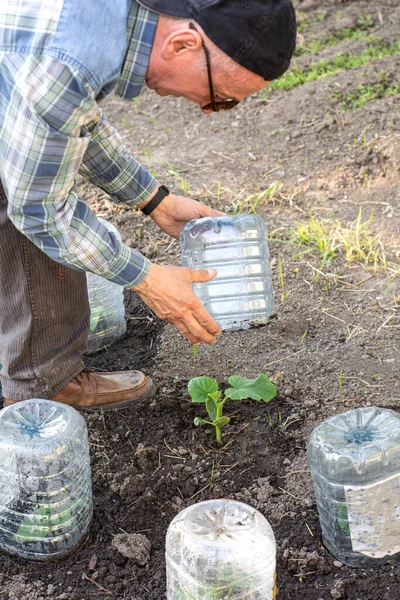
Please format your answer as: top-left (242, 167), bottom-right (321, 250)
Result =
top-left (194, 417), bottom-right (208, 427)
top-left (206, 397), bottom-right (218, 422)
top-left (209, 391), bottom-right (222, 402)
top-left (225, 374), bottom-right (277, 402)
top-left (215, 416), bottom-right (230, 427)
top-left (188, 376), bottom-right (219, 403)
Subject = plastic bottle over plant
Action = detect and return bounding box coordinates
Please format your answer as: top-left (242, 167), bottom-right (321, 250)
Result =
top-left (0, 399), bottom-right (92, 560)
top-left (86, 219), bottom-right (126, 353)
top-left (180, 215), bottom-right (274, 331)
top-left (308, 406), bottom-right (400, 567)
top-left (166, 499), bottom-right (276, 599)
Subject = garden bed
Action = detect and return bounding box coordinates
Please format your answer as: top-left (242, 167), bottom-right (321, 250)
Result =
top-left (1, 0), bottom-right (400, 598)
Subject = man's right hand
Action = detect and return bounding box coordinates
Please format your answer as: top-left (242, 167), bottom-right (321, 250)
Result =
top-left (132, 263), bottom-right (222, 345)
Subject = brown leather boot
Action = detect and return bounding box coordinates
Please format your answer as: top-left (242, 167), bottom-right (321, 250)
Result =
top-left (3, 370), bottom-right (155, 412)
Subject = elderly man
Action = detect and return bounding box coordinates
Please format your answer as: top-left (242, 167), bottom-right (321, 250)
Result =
top-left (0, 0), bottom-right (296, 411)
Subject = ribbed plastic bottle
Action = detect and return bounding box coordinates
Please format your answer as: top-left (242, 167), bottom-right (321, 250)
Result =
top-left (86, 219), bottom-right (126, 353)
top-left (308, 407), bottom-right (400, 567)
top-left (0, 399), bottom-right (93, 560)
top-left (166, 499), bottom-right (276, 599)
top-left (180, 215), bottom-right (274, 331)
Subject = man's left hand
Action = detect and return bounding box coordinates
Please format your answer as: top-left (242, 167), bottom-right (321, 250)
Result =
top-left (143, 193), bottom-right (224, 239)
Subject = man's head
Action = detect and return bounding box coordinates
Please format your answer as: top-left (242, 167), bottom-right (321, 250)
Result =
top-left (141, 0), bottom-right (296, 112)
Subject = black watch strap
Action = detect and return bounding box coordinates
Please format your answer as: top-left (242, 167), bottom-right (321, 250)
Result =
top-left (141, 185), bottom-right (170, 216)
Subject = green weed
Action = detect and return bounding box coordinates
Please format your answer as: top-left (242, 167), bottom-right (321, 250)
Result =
top-left (293, 210), bottom-right (388, 272)
top-left (278, 254), bottom-right (289, 302)
top-left (168, 168), bottom-right (191, 195)
top-left (230, 181), bottom-right (282, 214)
top-left (334, 71), bottom-right (400, 110)
top-left (296, 17), bottom-right (376, 57)
top-left (265, 38), bottom-right (400, 94)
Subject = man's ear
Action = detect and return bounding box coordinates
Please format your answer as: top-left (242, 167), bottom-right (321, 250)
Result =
top-left (161, 28), bottom-right (202, 61)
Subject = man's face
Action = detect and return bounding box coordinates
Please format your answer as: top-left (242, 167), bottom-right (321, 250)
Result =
top-left (147, 62), bottom-right (268, 114)
top-left (146, 21), bottom-right (268, 113)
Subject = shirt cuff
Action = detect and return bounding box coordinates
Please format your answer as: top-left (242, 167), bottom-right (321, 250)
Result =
top-left (105, 242), bottom-right (151, 287)
top-left (103, 160), bottom-right (158, 206)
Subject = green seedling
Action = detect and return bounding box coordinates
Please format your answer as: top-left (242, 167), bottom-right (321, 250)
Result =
top-left (264, 38), bottom-right (400, 95)
top-left (278, 254), bottom-right (289, 302)
top-left (295, 14), bottom-right (375, 57)
top-left (334, 73), bottom-right (400, 111)
top-left (89, 305), bottom-right (105, 333)
top-left (174, 562), bottom-right (266, 600)
top-left (337, 502), bottom-right (350, 535)
top-left (188, 374), bottom-right (277, 445)
top-left (16, 501), bottom-right (80, 540)
top-left (300, 329), bottom-right (308, 344)
top-left (120, 117), bottom-right (131, 132)
top-left (293, 210), bottom-right (390, 274)
top-left (168, 168), bottom-right (191, 195)
top-left (192, 344), bottom-right (197, 371)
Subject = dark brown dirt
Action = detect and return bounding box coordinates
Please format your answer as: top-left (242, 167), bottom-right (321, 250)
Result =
top-left (1, 0), bottom-right (400, 598)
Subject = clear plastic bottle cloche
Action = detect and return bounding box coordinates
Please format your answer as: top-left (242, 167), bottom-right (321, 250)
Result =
top-left (166, 499), bottom-right (276, 599)
top-left (180, 215), bottom-right (274, 331)
top-left (0, 399), bottom-right (93, 560)
top-left (308, 407), bottom-right (400, 567)
top-left (86, 219), bottom-right (126, 354)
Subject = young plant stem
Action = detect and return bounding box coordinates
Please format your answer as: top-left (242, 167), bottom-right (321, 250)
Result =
top-left (215, 397), bottom-right (227, 446)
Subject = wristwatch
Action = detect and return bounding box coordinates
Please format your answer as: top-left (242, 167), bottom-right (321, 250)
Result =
top-left (141, 185), bottom-right (170, 216)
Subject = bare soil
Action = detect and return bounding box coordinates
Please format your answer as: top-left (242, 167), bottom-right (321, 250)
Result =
top-left (1, 1), bottom-right (400, 598)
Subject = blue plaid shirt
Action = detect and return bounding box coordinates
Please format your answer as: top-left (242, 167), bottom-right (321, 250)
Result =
top-left (0, 1), bottom-right (158, 287)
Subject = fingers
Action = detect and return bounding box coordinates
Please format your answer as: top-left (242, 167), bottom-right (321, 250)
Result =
top-left (196, 203), bottom-right (226, 218)
top-left (188, 267), bottom-right (217, 283)
top-left (176, 302), bottom-right (221, 343)
top-left (133, 263), bottom-right (222, 344)
top-left (175, 321), bottom-right (203, 345)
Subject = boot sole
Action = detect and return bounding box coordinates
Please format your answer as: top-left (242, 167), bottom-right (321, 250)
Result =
top-left (75, 377), bottom-right (156, 413)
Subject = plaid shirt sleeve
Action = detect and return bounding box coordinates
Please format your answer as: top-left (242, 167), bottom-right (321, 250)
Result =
top-left (1, 54), bottom-right (158, 287)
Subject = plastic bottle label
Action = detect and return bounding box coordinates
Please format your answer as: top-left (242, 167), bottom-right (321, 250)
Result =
top-left (345, 472), bottom-right (400, 558)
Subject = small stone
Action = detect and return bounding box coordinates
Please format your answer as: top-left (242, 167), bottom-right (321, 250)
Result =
top-left (333, 560), bottom-right (343, 568)
top-left (47, 584), bottom-right (56, 596)
top-left (88, 554), bottom-right (98, 571)
top-left (178, 447), bottom-right (189, 456)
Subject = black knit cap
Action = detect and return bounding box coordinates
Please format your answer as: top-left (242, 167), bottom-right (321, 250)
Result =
top-left (138, 0), bottom-right (297, 80)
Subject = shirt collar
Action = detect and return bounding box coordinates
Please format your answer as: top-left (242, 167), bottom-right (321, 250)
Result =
top-left (116, 2), bottom-right (158, 99)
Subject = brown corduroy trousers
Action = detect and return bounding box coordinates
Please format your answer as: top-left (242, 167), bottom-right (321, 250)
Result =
top-left (0, 181), bottom-right (90, 400)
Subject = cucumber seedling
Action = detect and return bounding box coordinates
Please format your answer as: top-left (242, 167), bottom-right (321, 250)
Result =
top-left (188, 374), bottom-right (277, 445)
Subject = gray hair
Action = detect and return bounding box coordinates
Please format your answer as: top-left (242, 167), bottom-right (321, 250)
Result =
top-left (162, 16), bottom-right (238, 73)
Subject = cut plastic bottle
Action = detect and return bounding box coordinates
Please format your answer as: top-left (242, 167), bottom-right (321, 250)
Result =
top-left (166, 499), bottom-right (276, 599)
top-left (0, 399), bottom-right (93, 560)
top-left (86, 219), bottom-right (126, 353)
top-left (308, 406), bottom-right (400, 567)
top-left (180, 215), bottom-right (274, 331)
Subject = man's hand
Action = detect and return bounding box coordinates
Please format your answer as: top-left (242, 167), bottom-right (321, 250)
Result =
top-left (133, 263), bottom-right (222, 345)
top-left (139, 192), bottom-right (224, 239)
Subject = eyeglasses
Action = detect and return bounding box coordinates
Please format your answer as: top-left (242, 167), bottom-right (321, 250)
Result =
top-left (189, 23), bottom-right (239, 112)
